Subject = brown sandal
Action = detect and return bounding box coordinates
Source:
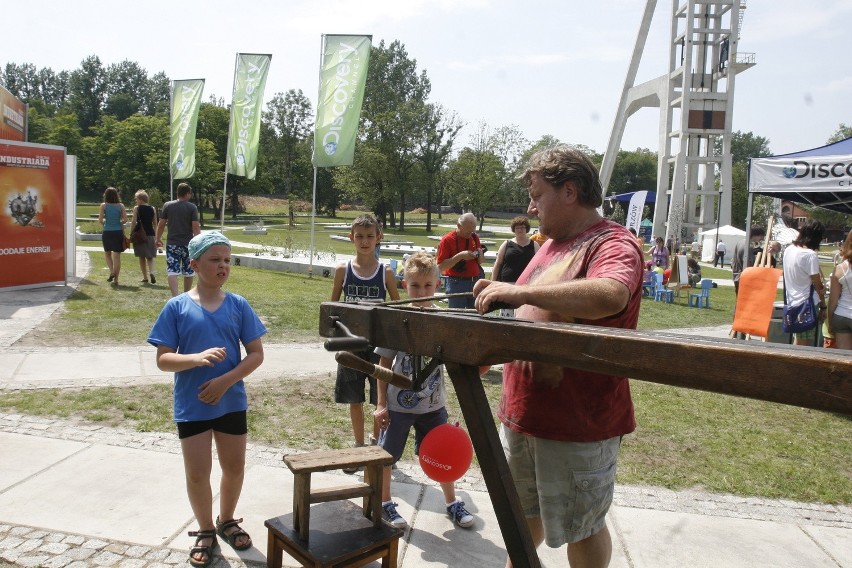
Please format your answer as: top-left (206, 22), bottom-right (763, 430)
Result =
top-left (187, 529), bottom-right (217, 567)
top-left (216, 516), bottom-right (252, 551)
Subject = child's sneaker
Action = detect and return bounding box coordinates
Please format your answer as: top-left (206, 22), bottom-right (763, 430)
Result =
top-left (446, 500), bottom-right (475, 528)
top-left (382, 501), bottom-right (408, 528)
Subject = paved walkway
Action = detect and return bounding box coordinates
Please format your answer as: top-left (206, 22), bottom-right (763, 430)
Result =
top-left (0, 251), bottom-right (848, 568)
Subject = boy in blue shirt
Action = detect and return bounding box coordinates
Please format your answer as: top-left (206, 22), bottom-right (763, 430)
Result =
top-left (148, 232), bottom-right (266, 567)
top-left (373, 252), bottom-right (476, 529)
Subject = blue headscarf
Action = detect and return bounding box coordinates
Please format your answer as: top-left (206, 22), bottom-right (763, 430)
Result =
top-left (188, 231), bottom-right (231, 260)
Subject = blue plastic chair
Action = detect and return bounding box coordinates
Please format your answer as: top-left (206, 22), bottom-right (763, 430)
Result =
top-left (689, 279), bottom-right (713, 308)
top-left (653, 273), bottom-right (673, 303)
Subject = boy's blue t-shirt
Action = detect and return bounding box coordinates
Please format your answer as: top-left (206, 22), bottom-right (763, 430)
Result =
top-left (148, 292), bottom-right (267, 422)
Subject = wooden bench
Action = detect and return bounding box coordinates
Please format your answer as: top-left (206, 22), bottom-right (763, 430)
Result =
top-left (265, 446), bottom-right (402, 567)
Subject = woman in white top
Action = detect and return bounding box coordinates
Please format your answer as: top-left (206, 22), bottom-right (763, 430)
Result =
top-left (782, 219), bottom-right (827, 346)
top-left (828, 229), bottom-right (852, 350)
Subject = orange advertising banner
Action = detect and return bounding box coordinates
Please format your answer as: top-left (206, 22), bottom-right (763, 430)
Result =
top-left (0, 141), bottom-right (66, 289)
top-left (0, 86), bottom-right (27, 142)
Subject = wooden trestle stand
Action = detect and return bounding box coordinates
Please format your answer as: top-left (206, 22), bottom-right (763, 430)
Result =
top-left (320, 302), bottom-right (852, 568)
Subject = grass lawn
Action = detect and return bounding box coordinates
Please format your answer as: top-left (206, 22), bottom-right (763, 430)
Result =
top-left (4, 245), bottom-right (849, 505)
top-left (6, 202), bottom-right (846, 505)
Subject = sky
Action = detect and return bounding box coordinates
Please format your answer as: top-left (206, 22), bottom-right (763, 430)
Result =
top-left (5, 0), bottom-right (851, 157)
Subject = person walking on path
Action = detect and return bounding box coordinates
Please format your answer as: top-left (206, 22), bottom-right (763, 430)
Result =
top-left (148, 232), bottom-right (267, 567)
top-left (156, 182), bottom-right (201, 297)
top-left (436, 212), bottom-right (483, 309)
top-left (330, 214), bottom-right (400, 470)
top-left (473, 145), bottom-right (643, 568)
top-left (128, 189), bottom-right (159, 284)
top-left (98, 186), bottom-right (126, 287)
top-left (714, 239), bottom-right (727, 268)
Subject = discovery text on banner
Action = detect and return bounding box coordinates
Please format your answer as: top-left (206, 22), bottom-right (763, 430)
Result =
top-left (170, 79), bottom-right (205, 179)
top-left (227, 54), bottom-right (271, 179)
top-left (312, 35), bottom-right (372, 168)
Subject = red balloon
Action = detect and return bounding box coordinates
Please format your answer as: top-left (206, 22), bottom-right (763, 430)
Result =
top-left (418, 424), bottom-right (473, 483)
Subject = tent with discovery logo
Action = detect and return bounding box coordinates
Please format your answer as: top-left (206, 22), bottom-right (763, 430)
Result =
top-left (747, 136), bottom-right (852, 220)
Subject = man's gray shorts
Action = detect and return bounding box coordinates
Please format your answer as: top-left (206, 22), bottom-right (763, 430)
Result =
top-left (500, 424), bottom-right (620, 547)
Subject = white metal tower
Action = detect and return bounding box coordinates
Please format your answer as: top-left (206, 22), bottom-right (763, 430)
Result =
top-left (600, 0), bottom-right (755, 246)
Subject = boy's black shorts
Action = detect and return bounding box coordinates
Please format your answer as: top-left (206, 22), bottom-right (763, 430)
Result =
top-left (177, 410), bottom-right (248, 439)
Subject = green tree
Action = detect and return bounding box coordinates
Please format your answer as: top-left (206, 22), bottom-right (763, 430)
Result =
top-left (715, 130), bottom-right (771, 164)
top-left (444, 135), bottom-right (505, 223)
top-left (263, 89), bottom-right (314, 198)
top-left (46, 112), bottom-right (82, 155)
top-left (196, 102), bottom-right (230, 160)
top-left (358, 40), bottom-right (432, 230)
top-left (608, 148), bottom-right (657, 194)
top-left (828, 123), bottom-right (852, 143)
top-left (107, 114), bottom-right (170, 196)
top-left (69, 55), bottom-right (107, 135)
top-left (416, 103), bottom-right (462, 230)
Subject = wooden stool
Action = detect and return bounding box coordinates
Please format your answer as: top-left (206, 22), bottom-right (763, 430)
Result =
top-left (265, 446), bottom-right (403, 567)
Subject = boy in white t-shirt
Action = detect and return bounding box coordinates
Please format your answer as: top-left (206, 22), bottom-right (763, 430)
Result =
top-left (373, 252), bottom-right (476, 530)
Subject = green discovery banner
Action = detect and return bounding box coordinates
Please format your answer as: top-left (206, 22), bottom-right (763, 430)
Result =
top-left (227, 54), bottom-right (271, 179)
top-left (313, 35), bottom-right (372, 168)
top-left (170, 79), bottom-right (204, 179)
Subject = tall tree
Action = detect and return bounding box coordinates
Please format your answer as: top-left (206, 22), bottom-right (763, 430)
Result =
top-left (359, 40), bottom-right (432, 230)
top-left (715, 130), bottom-right (771, 164)
top-left (416, 103), bottom-right (462, 230)
top-left (69, 55), bottom-right (106, 135)
top-left (608, 148), bottom-right (658, 194)
top-left (263, 89), bottom-right (313, 197)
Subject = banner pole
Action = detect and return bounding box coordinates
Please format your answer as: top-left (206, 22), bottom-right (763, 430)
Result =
top-left (308, 35), bottom-right (327, 280)
top-left (309, 166), bottom-right (318, 279)
top-left (221, 54), bottom-right (239, 231)
top-left (168, 81), bottom-right (174, 201)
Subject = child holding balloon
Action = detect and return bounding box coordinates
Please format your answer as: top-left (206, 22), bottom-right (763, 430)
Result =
top-left (373, 252), bottom-right (477, 530)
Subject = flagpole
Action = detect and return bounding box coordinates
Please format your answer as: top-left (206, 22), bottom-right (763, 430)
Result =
top-left (168, 81), bottom-right (174, 201)
top-left (221, 54), bottom-right (239, 231)
top-left (308, 34), bottom-right (326, 280)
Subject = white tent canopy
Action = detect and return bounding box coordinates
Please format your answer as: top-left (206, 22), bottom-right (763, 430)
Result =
top-left (697, 225), bottom-right (746, 263)
top-left (748, 136), bottom-right (852, 216)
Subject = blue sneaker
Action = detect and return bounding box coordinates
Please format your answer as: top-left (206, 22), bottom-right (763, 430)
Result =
top-left (447, 500), bottom-right (475, 528)
top-left (382, 501), bottom-right (408, 528)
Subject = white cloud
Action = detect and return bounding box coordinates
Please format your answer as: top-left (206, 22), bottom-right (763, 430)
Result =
top-left (815, 76), bottom-right (852, 94)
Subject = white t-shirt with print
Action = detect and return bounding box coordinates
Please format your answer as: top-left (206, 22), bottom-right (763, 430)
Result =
top-left (783, 245), bottom-right (820, 306)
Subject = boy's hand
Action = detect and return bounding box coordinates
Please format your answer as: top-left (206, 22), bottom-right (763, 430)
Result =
top-left (373, 405), bottom-right (389, 429)
top-left (198, 376), bottom-right (228, 405)
top-left (195, 347), bottom-right (227, 368)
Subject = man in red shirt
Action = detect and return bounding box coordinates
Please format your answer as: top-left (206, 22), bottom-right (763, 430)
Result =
top-left (436, 212), bottom-right (482, 309)
top-left (474, 145), bottom-right (643, 568)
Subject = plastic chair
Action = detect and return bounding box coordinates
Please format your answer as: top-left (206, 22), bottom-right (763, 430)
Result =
top-left (689, 279), bottom-right (713, 308)
top-left (642, 277), bottom-right (655, 297)
top-left (389, 259), bottom-right (398, 273)
top-left (653, 273), bottom-right (673, 303)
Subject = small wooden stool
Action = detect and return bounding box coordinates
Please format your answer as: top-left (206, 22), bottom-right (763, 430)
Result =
top-left (265, 446), bottom-right (403, 568)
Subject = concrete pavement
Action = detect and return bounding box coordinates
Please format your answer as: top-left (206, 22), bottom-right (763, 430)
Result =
top-left (0, 251), bottom-right (849, 568)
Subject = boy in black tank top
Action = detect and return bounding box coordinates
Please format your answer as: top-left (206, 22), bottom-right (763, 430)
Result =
top-left (330, 214), bottom-right (400, 470)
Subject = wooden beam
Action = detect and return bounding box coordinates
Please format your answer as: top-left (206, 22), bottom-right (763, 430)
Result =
top-left (320, 303), bottom-right (851, 416)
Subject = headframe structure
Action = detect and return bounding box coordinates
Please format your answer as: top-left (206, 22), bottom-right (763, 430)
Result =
top-left (600, 0), bottom-right (755, 246)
